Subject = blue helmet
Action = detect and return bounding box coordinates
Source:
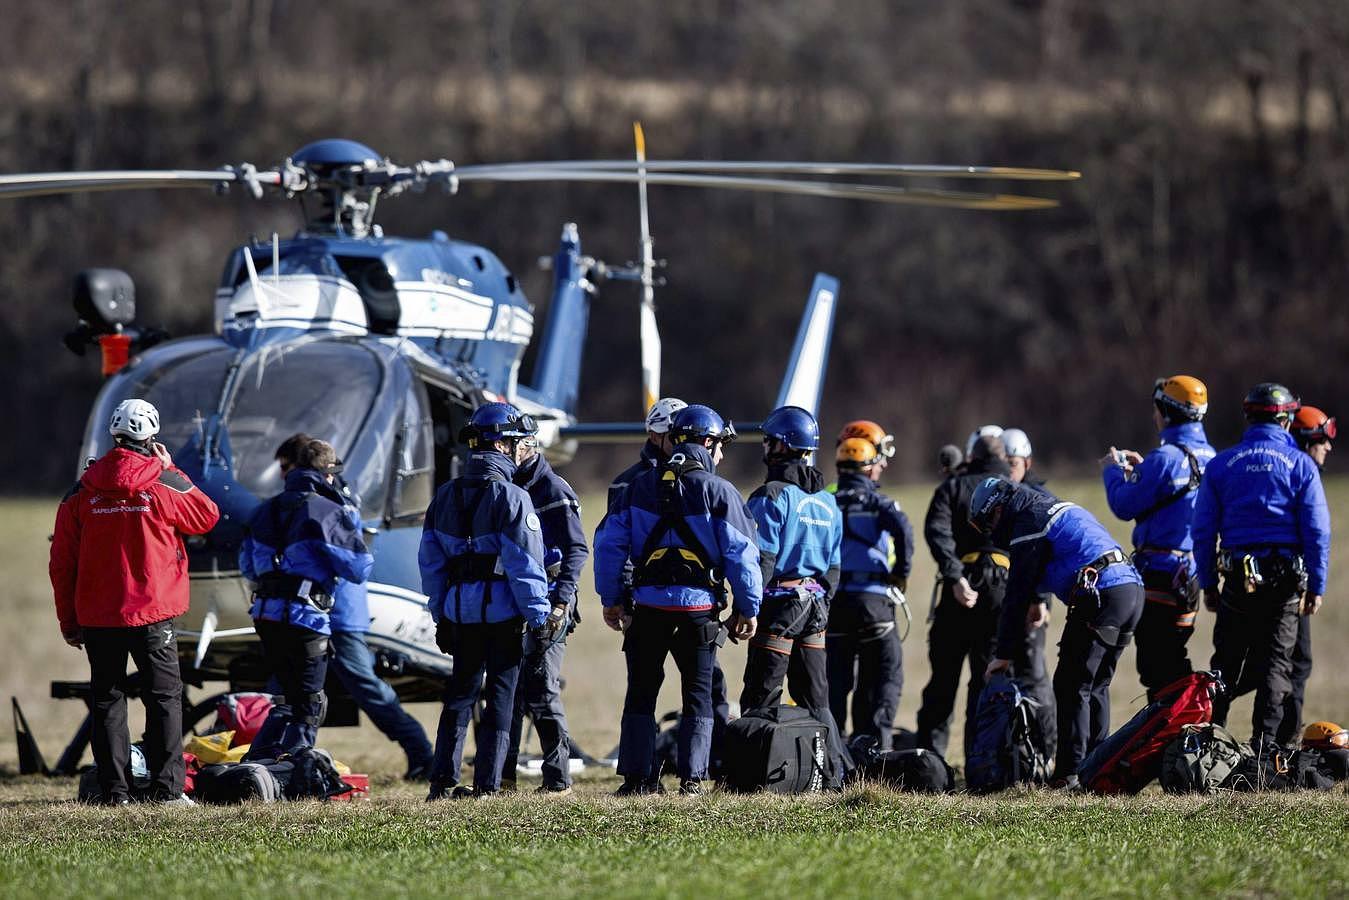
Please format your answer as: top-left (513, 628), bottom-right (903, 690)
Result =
top-left (969, 476), bottom-right (1017, 533)
top-left (464, 401), bottom-right (538, 447)
top-left (762, 405), bottom-right (820, 451)
top-left (671, 404), bottom-right (737, 445)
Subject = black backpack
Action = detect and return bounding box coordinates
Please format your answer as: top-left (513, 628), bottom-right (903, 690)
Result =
top-left (850, 738), bottom-right (954, 793)
top-left (722, 705), bottom-right (841, 793)
top-left (193, 762), bottom-right (284, 804)
top-left (1226, 746), bottom-right (1335, 792)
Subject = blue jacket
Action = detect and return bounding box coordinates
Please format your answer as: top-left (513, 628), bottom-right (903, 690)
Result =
top-left (996, 486), bottom-right (1140, 659)
top-left (594, 442), bottom-right (763, 617)
top-left (833, 472), bottom-right (913, 595)
top-left (514, 452), bottom-right (589, 607)
top-left (329, 477), bottom-right (371, 634)
top-left (607, 441), bottom-right (662, 512)
top-left (1103, 422), bottom-right (1215, 581)
top-left (418, 452), bottom-right (550, 627)
top-left (240, 468), bottom-right (374, 635)
top-left (748, 462), bottom-right (842, 595)
top-left (1192, 424), bottom-right (1331, 594)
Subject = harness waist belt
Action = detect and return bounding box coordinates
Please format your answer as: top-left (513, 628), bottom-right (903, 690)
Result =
top-left (1135, 547), bottom-right (1190, 557)
top-left (445, 552), bottom-right (507, 584)
top-left (254, 572), bottom-right (333, 612)
top-left (771, 576), bottom-right (819, 589)
top-left (1083, 548), bottom-right (1128, 572)
top-left (961, 550), bottom-right (1010, 569)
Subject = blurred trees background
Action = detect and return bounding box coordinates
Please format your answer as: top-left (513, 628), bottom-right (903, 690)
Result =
top-left (1, 0), bottom-right (1346, 490)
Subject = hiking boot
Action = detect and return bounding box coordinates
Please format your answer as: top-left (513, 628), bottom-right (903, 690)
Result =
top-left (614, 777), bottom-right (663, 797)
top-left (403, 757), bottom-right (433, 782)
top-left (537, 783), bottom-right (573, 797)
top-left (499, 779), bottom-right (518, 793)
top-left (1049, 774), bottom-right (1081, 791)
top-left (99, 795), bottom-right (132, 807)
top-left (426, 780), bottom-right (454, 802)
top-left (451, 785), bottom-right (480, 800)
top-left (678, 779), bottom-right (704, 796)
top-left (155, 794), bottom-right (197, 807)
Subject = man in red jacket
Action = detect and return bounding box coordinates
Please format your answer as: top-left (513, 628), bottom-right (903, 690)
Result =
top-left (50, 398), bottom-right (220, 805)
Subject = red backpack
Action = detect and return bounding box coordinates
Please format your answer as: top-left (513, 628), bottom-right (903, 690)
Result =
top-left (1078, 671), bottom-right (1224, 795)
top-left (212, 693), bottom-right (276, 748)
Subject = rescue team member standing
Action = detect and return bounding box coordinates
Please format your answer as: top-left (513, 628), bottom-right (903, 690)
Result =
top-left (826, 424), bottom-right (913, 751)
top-left (272, 434), bottom-right (433, 780)
top-left (741, 407), bottom-right (848, 764)
top-left (241, 439), bottom-right (373, 761)
top-left (51, 399), bottom-right (220, 805)
top-left (595, 404), bottom-right (761, 796)
top-left (915, 434), bottom-right (1023, 760)
top-left (419, 403), bottom-right (553, 799)
top-left (1194, 384), bottom-right (1330, 751)
top-left (1278, 404), bottom-right (1335, 745)
top-left (977, 477), bottom-right (1144, 785)
top-left (606, 396), bottom-right (734, 774)
top-left (1100, 376), bottom-right (1216, 700)
top-left (503, 431), bottom-right (589, 795)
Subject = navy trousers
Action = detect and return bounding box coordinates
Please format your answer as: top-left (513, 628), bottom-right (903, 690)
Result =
top-left (430, 618), bottom-right (524, 792)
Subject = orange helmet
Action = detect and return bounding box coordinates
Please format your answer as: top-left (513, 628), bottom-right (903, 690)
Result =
top-left (837, 420), bottom-right (895, 458)
top-left (1153, 375), bottom-right (1208, 422)
top-left (836, 437), bottom-right (882, 469)
top-left (1292, 405), bottom-right (1337, 446)
top-left (1302, 721), bottom-right (1349, 750)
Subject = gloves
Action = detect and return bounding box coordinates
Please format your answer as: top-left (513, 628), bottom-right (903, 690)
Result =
top-left (888, 574), bottom-right (909, 594)
top-left (535, 604), bottom-right (569, 643)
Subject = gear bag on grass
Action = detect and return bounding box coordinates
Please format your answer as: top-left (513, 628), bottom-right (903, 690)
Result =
top-left (1227, 746), bottom-right (1336, 792)
top-left (965, 674), bottom-right (1048, 793)
top-left (1160, 723), bottom-right (1250, 793)
top-left (193, 762), bottom-right (283, 804)
top-left (1078, 670), bottom-right (1222, 795)
top-left (211, 692), bottom-right (275, 747)
top-left (848, 737), bottom-right (953, 793)
top-left (722, 704), bottom-right (841, 793)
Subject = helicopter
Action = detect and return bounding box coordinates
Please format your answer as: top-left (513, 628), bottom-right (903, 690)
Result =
top-left (4, 134), bottom-right (1077, 774)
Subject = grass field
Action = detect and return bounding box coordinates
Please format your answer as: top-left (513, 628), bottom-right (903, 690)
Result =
top-left (2, 476), bottom-right (1347, 898)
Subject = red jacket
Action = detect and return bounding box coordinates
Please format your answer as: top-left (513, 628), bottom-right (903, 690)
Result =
top-left (50, 447), bottom-right (220, 636)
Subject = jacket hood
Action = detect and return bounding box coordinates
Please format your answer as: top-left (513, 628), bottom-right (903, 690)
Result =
top-left (671, 442), bottom-right (716, 472)
top-left (640, 441), bottom-right (663, 465)
top-left (766, 460), bottom-right (825, 493)
top-left (836, 472), bottom-right (878, 494)
top-left (463, 450), bottom-right (518, 482)
top-left (284, 467), bottom-right (345, 505)
top-left (513, 451), bottom-right (554, 491)
top-left (81, 447), bottom-right (162, 495)
top-left (1161, 421), bottom-right (1208, 446)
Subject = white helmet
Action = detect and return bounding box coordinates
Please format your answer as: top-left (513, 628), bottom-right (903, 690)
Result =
top-left (644, 397), bottom-right (688, 435)
top-left (964, 424), bottom-right (1003, 460)
top-left (109, 399), bottom-right (160, 441)
top-left (1001, 428), bottom-right (1033, 459)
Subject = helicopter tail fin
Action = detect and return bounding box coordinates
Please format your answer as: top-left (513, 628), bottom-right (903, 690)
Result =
top-left (773, 273), bottom-right (839, 417)
top-left (527, 224), bottom-right (593, 414)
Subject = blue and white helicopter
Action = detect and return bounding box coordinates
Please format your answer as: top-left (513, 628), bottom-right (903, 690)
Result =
top-left (3, 135), bottom-right (1075, 771)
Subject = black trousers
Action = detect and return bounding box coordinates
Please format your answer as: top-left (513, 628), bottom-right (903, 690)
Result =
top-left (247, 619), bottom-right (330, 760)
top-left (825, 591), bottom-right (903, 750)
top-left (915, 589), bottom-right (998, 760)
top-left (1210, 577), bottom-right (1302, 749)
top-left (83, 619), bottom-right (185, 802)
top-left (504, 629), bottom-right (572, 789)
top-left (1054, 582), bottom-right (1144, 777)
top-left (1277, 614), bottom-right (1313, 746)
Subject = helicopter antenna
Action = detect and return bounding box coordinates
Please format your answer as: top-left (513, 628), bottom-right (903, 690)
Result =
top-left (635, 123), bottom-right (662, 415)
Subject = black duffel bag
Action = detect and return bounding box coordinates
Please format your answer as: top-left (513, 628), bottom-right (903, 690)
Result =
top-left (722, 705), bottom-right (841, 794)
top-left (858, 747), bottom-right (954, 793)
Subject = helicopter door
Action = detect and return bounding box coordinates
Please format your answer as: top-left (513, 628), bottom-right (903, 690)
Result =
top-left (386, 378), bottom-right (434, 525)
top-left (424, 381), bottom-right (472, 487)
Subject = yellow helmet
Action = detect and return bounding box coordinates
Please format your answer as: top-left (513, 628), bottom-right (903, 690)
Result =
top-left (1302, 721), bottom-right (1349, 749)
top-left (836, 437), bottom-right (882, 469)
top-left (1153, 375), bottom-right (1208, 421)
top-left (837, 420), bottom-right (895, 458)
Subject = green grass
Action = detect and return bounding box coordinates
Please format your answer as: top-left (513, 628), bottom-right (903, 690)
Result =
top-left (1, 784), bottom-right (1346, 899)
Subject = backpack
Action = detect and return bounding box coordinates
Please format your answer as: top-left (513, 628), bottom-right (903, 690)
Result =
top-left (966, 675), bottom-right (1047, 793)
top-left (722, 705), bottom-right (841, 793)
top-left (1160, 724), bottom-right (1250, 793)
top-left (211, 693), bottom-right (275, 748)
top-left (76, 743), bottom-right (153, 803)
top-left (193, 762), bottom-right (284, 804)
top-left (851, 740), bottom-right (954, 793)
top-left (1078, 671), bottom-right (1221, 795)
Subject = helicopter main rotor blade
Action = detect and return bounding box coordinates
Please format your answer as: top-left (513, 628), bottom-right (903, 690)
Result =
top-left (454, 170), bottom-right (1060, 210)
top-left (456, 160), bottom-right (1081, 181)
top-left (0, 169), bottom-right (282, 200)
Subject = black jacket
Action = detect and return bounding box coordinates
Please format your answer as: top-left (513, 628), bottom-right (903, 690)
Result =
top-left (923, 456), bottom-right (1013, 583)
top-left (514, 452), bottom-right (589, 606)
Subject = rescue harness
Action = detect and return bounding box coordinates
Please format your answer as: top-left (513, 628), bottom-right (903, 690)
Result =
top-left (443, 478), bottom-right (508, 622)
top-left (1134, 444), bottom-right (1202, 521)
top-left (255, 490), bottom-right (334, 614)
top-left (631, 454), bottom-right (724, 595)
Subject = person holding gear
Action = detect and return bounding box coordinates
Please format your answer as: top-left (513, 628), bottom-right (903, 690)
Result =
top-left (1278, 405), bottom-right (1336, 745)
top-left (242, 439), bottom-right (373, 761)
top-left (826, 432), bottom-right (913, 751)
top-left (1100, 376), bottom-right (1216, 701)
top-left (502, 430), bottom-right (589, 795)
top-left (51, 399), bottom-right (220, 805)
top-left (272, 434), bottom-right (434, 781)
top-left (420, 402), bottom-right (552, 799)
top-left (742, 407), bottom-right (849, 774)
top-left (605, 397), bottom-right (734, 779)
top-left (977, 476), bottom-right (1144, 786)
top-left (1194, 384), bottom-right (1330, 751)
top-left (595, 404), bottom-right (761, 796)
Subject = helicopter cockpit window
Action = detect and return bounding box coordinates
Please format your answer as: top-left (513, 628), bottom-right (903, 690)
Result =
top-left (90, 347), bottom-right (235, 458)
top-left (226, 342), bottom-right (382, 506)
top-left (388, 379), bottom-right (433, 522)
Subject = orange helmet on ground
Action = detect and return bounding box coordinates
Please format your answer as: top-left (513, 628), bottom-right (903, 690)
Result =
top-left (837, 420), bottom-right (895, 458)
top-left (1292, 405), bottom-right (1337, 446)
top-left (1302, 721), bottom-right (1349, 749)
top-left (1153, 375), bottom-right (1208, 422)
top-left (836, 437), bottom-right (882, 469)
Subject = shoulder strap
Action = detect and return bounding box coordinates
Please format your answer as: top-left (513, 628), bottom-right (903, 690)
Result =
top-left (268, 491), bottom-right (316, 567)
top-left (636, 457), bottom-right (715, 569)
top-left (834, 489), bottom-right (870, 546)
top-left (1136, 445), bottom-right (1202, 522)
top-left (452, 479), bottom-right (491, 552)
